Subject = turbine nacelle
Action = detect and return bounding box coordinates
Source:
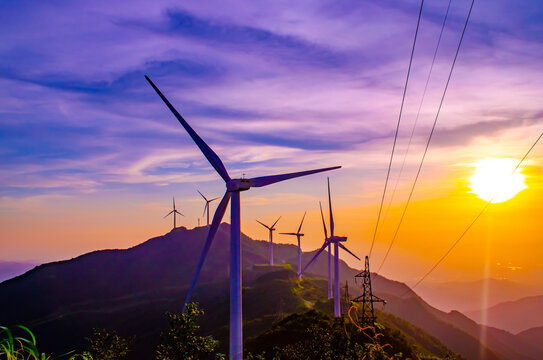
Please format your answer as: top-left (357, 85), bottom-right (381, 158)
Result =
top-left (329, 236), bottom-right (347, 243)
top-left (227, 178), bottom-right (252, 192)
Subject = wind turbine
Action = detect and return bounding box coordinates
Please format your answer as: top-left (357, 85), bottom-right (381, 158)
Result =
top-left (164, 197), bottom-right (184, 229)
top-left (145, 75), bottom-right (340, 360)
top-left (256, 216), bottom-right (281, 265)
top-left (198, 190), bottom-right (219, 226)
top-left (280, 211), bottom-right (306, 279)
top-left (302, 177), bottom-right (360, 316)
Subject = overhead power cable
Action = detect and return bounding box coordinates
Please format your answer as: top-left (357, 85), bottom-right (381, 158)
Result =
top-left (376, 0), bottom-right (453, 242)
top-left (368, 0), bottom-right (425, 259)
top-left (405, 132), bottom-right (542, 295)
top-left (377, 0), bottom-right (476, 274)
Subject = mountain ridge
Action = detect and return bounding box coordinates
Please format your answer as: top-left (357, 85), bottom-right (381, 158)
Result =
top-left (0, 224), bottom-right (540, 360)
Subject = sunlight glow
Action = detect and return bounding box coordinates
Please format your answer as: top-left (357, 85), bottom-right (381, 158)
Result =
top-left (469, 158), bottom-right (527, 203)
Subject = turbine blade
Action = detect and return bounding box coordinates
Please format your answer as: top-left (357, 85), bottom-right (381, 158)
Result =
top-left (197, 190), bottom-right (207, 201)
top-left (164, 210), bottom-right (174, 218)
top-left (256, 220), bottom-right (270, 230)
top-left (209, 197), bottom-right (219, 202)
top-left (202, 203), bottom-right (208, 217)
top-left (302, 239), bottom-right (331, 274)
top-left (250, 166), bottom-right (341, 188)
top-left (328, 177), bottom-right (334, 237)
top-left (173, 196), bottom-right (175, 210)
top-left (272, 216), bottom-right (281, 229)
top-left (319, 201), bottom-right (328, 239)
top-left (183, 191), bottom-right (231, 311)
top-left (280, 232), bottom-right (298, 236)
top-left (175, 210), bottom-right (184, 216)
top-left (145, 76), bottom-right (231, 182)
top-left (338, 243), bottom-right (361, 261)
top-left (297, 211), bottom-right (307, 234)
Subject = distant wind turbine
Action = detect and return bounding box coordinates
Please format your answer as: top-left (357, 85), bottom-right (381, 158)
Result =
top-left (280, 211), bottom-right (306, 279)
top-left (256, 216), bottom-right (281, 265)
top-left (145, 75), bottom-right (341, 360)
top-left (198, 190), bottom-right (219, 226)
top-left (164, 197), bottom-right (184, 229)
top-left (303, 177), bottom-right (360, 316)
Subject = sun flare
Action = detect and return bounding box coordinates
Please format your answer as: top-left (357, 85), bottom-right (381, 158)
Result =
top-left (469, 158), bottom-right (527, 203)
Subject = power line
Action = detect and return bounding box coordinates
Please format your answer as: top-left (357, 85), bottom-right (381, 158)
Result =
top-left (405, 132), bottom-right (542, 295)
top-left (377, 0), bottom-right (476, 274)
top-left (375, 0), bottom-right (453, 242)
top-left (369, 0), bottom-right (425, 259)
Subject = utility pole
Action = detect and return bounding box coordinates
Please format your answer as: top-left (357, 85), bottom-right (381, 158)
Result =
top-left (352, 256), bottom-right (386, 325)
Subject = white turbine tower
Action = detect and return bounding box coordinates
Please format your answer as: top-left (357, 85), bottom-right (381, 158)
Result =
top-left (145, 75), bottom-right (340, 360)
top-left (280, 211), bottom-right (306, 279)
top-left (164, 197), bottom-right (184, 229)
top-left (318, 201), bottom-right (333, 299)
top-left (198, 190), bottom-right (219, 226)
top-left (256, 216), bottom-right (281, 265)
top-left (303, 178), bottom-right (360, 316)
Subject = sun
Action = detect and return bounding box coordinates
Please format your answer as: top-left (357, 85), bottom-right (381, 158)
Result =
top-left (469, 158), bottom-right (527, 203)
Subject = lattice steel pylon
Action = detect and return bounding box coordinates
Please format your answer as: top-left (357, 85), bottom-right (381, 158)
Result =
top-left (352, 256), bottom-right (386, 325)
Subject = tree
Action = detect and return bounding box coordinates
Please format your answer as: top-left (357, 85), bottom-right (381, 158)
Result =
top-left (86, 328), bottom-right (131, 360)
top-left (155, 303), bottom-right (224, 360)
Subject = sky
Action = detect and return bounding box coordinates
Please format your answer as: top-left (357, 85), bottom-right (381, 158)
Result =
top-left (1, 0), bottom-right (542, 289)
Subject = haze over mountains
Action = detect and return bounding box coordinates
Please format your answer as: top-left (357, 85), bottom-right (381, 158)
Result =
top-left (466, 296), bottom-right (543, 334)
top-left (417, 278), bottom-right (542, 313)
top-left (1, 225), bottom-right (542, 360)
top-left (0, 261), bottom-right (36, 282)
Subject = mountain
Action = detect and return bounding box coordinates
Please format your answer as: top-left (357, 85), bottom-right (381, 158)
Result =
top-left (0, 261), bottom-right (37, 282)
top-left (465, 295), bottom-right (543, 334)
top-left (517, 327), bottom-right (543, 353)
top-left (417, 278), bottom-right (541, 312)
top-left (0, 224), bottom-right (540, 359)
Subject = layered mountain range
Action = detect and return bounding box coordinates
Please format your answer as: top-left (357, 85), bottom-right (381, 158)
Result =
top-left (1, 224), bottom-right (541, 359)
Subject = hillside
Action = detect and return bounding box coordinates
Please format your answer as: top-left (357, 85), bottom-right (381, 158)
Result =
top-left (465, 295), bottom-right (543, 333)
top-left (0, 225), bottom-right (540, 359)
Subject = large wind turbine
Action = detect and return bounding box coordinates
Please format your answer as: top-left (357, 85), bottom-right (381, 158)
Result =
top-left (256, 216), bottom-right (281, 265)
top-left (197, 190), bottom-right (219, 226)
top-left (164, 197), bottom-right (184, 229)
top-left (303, 178), bottom-right (360, 316)
top-left (280, 211), bottom-right (306, 279)
top-left (145, 75), bottom-right (340, 360)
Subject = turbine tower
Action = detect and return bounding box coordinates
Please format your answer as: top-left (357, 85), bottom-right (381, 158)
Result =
top-left (256, 216), bottom-right (281, 265)
top-left (198, 190), bottom-right (219, 226)
top-left (303, 177), bottom-right (360, 316)
top-left (164, 197), bottom-right (184, 229)
top-left (318, 201), bottom-right (333, 299)
top-left (280, 211), bottom-right (306, 279)
top-left (145, 75), bottom-right (340, 360)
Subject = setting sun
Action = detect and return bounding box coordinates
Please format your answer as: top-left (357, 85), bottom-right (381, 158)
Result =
top-left (469, 158), bottom-right (527, 203)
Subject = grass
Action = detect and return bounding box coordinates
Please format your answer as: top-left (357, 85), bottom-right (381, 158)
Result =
top-left (0, 326), bottom-right (91, 360)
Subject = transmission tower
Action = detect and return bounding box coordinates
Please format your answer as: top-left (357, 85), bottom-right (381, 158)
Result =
top-left (352, 256), bottom-right (386, 325)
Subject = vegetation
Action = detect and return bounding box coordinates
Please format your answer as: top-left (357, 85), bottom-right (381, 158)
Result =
top-left (245, 310), bottom-right (407, 359)
top-left (0, 325), bottom-right (91, 360)
top-left (155, 303), bottom-right (224, 360)
top-left (85, 329), bottom-right (131, 360)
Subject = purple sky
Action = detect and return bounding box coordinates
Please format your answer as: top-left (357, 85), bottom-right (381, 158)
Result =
top-left (1, 0), bottom-right (542, 284)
